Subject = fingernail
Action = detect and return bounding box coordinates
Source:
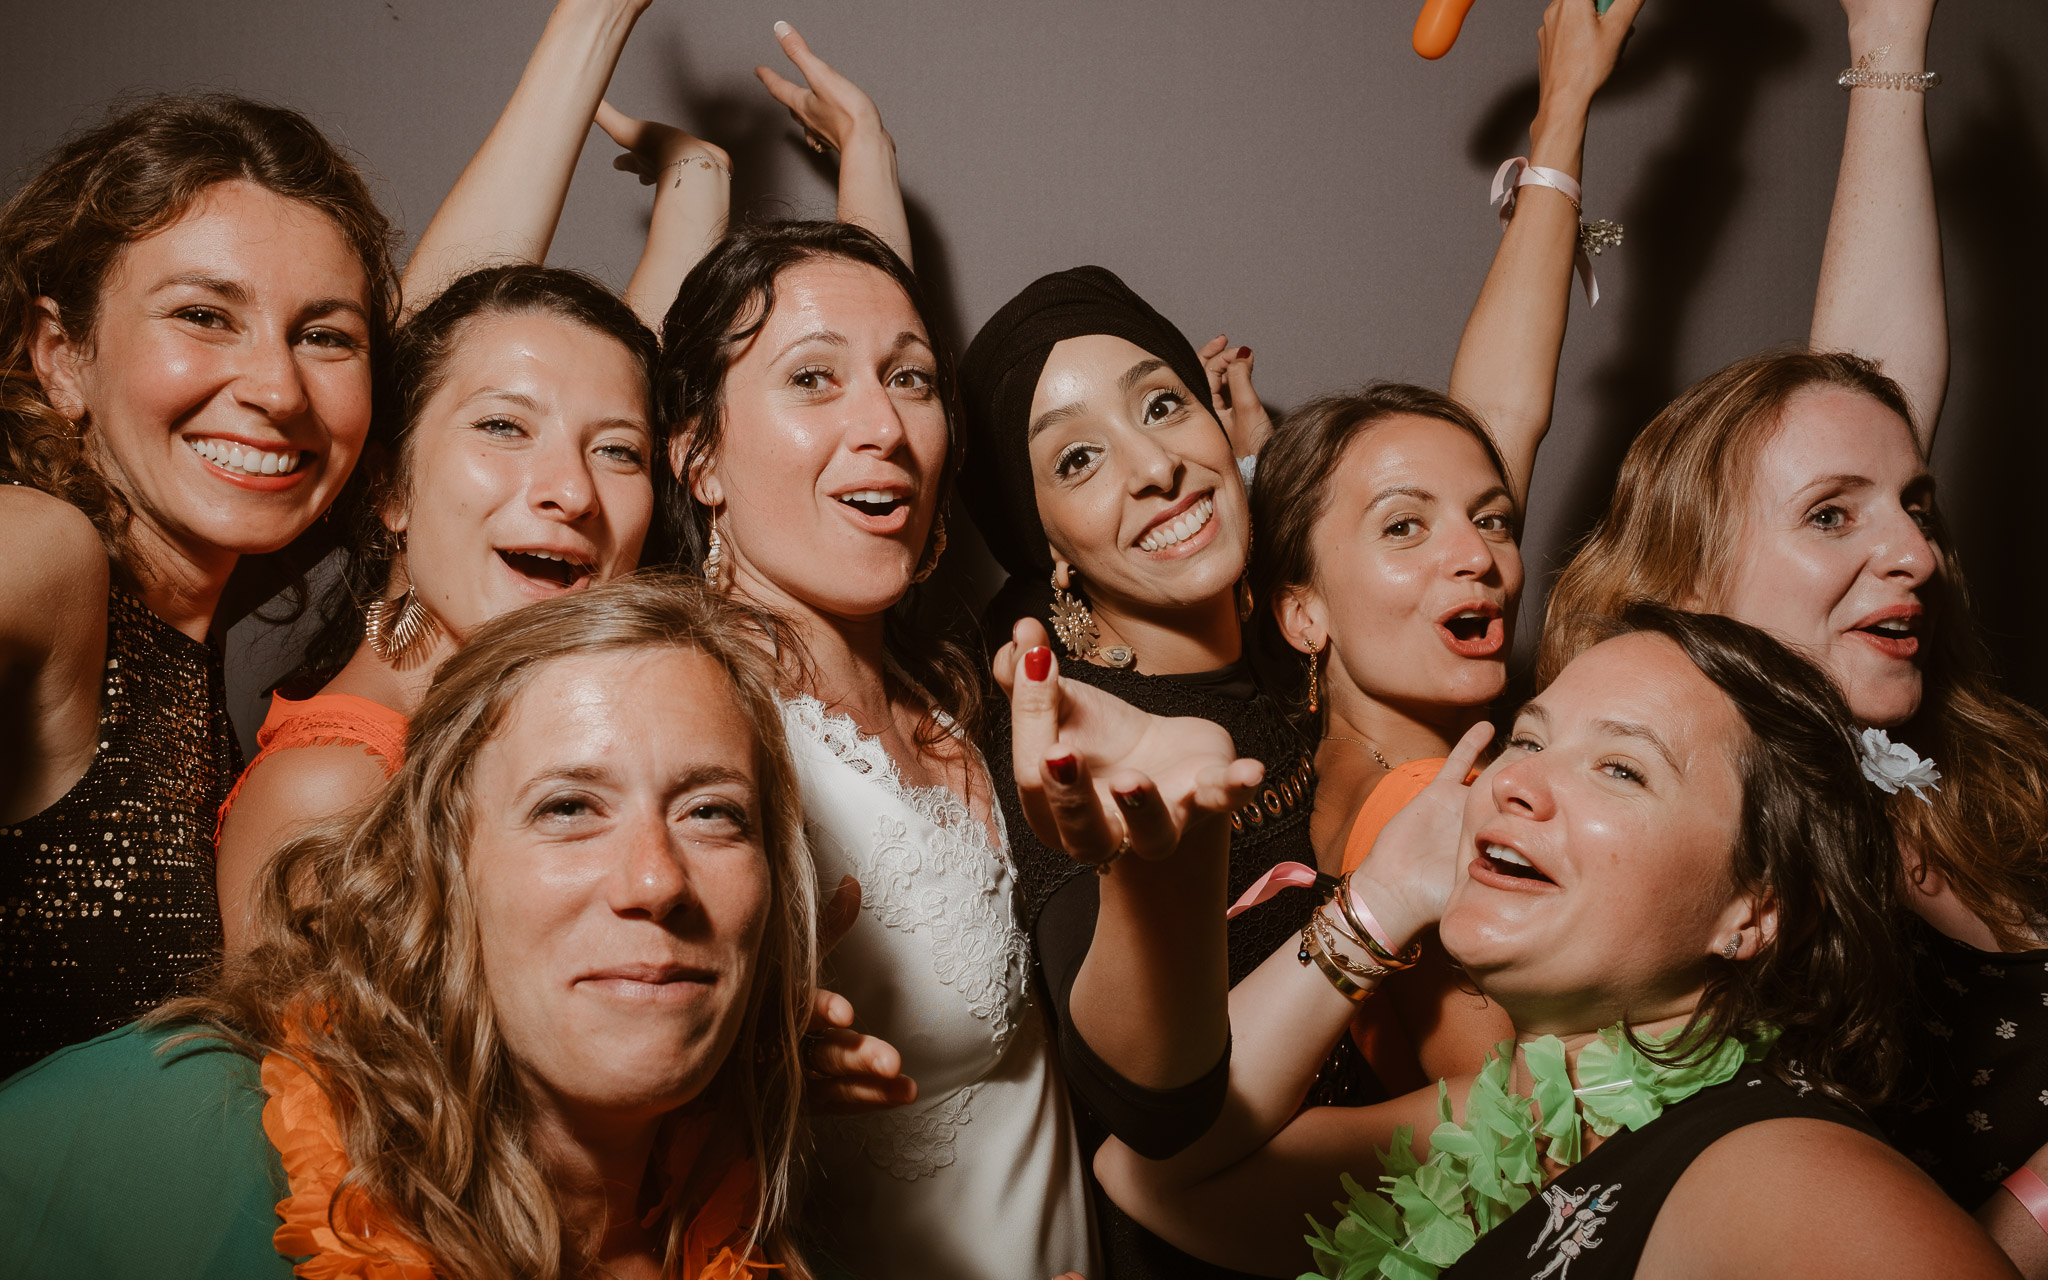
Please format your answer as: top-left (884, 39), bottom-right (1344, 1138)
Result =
top-left (1048, 753), bottom-right (1078, 786)
top-left (1115, 788), bottom-right (1144, 811)
top-left (1023, 646), bottom-right (1052, 682)
top-left (774, 19), bottom-right (792, 36)
top-left (1237, 346), bottom-right (1251, 359)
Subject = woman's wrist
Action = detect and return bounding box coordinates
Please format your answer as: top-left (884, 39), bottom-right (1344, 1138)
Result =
top-left (1846, 23), bottom-right (1927, 65)
top-left (1527, 110), bottom-right (1589, 178)
top-left (1342, 868), bottom-right (1432, 954)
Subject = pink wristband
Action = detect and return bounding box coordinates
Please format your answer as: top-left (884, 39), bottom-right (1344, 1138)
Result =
top-left (1343, 879), bottom-right (1402, 955)
top-left (2004, 1167), bottom-right (2048, 1235)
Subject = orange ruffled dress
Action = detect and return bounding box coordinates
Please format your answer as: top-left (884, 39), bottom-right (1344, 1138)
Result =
top-left (216, 693), bottom-right (409, 843)
top-left (1338, 758), bottom-right (1445, 1095)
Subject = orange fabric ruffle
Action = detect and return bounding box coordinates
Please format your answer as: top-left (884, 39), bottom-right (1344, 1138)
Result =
top-left (260, 1046), bottom-right (773, 1280)
top-left (260, 1051), bottom-right (437, 1279)
top-left (216, 693), bottom-right (408, 845)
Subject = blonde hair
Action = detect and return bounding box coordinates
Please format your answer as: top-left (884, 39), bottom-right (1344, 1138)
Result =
top-left (1544, 349), bottom-right (2048, 947)
top-left (160, 574), bottom-right (817, 1278)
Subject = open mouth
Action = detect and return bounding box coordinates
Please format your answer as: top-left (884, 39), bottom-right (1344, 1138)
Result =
top-left (497, 548), bottom-right (594, 588)
top-left (838, 488), bottom-right (909, 519)
top-left (1850, 609), bottom-right (1922, 658)
top-left (1479, 841), bottom-right (1554, 885)
top-left (188, 437), bottom-right (305, 477)
top-left (1437, 604), bottom-right (1505, 657)
top-left (1137, 495), bottom-right (1214, 553)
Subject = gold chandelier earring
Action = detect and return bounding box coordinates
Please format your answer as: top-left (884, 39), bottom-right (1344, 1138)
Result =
top-left (910, 511), bottom-right (948, 585)
top-left (1049, 566), bottom-right (1134, 668)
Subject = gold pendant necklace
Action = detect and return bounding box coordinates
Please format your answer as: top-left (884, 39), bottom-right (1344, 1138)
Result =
top-left (1321, 735), bottom-right (1390, 769)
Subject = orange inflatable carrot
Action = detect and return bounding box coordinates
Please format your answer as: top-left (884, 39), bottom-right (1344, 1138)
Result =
top-left (1412, 0), bottom-right (1478, 59)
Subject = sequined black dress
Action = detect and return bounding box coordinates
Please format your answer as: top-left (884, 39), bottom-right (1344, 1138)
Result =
top-left (1, 588), bottom-right (238, 1075)
top-left (987, 653), bottom-right (1385, 1280)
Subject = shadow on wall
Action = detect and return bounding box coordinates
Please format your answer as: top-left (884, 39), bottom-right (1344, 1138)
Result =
top-left (1937, 53), bottom-right (2048, 710)
top-left (1469, 0), bottom-right (1807, 566)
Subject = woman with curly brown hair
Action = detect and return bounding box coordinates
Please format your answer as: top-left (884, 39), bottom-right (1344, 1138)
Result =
top-left (0, 576), bottom-right (821, 1280)
top-left (0, 93), bottom-right (398, 1074)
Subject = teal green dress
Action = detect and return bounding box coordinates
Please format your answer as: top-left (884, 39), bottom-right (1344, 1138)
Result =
top-left (0, 1022), bottom-right (296, 1278)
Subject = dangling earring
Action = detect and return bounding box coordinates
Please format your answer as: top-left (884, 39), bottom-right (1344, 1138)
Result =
top-left (364, 587), bottom-right (438, 663)
top-left (1049, 567), bottom-right (1134, 668)
top-left (910, 511), bottom-right (947, 585)
top-left (1237, 520), bottom-right (1256, 622)
top-left (702, 517), bottom-right (728, 591)
top-left (1307, 643), bottom-right (1321, 714)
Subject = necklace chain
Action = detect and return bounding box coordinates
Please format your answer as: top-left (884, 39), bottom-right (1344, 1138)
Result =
top-left (1322, 734), bottom-right (1390, 769)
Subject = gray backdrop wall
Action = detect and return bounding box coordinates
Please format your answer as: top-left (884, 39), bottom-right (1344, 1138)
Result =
top-left (5, 0), bottom-right (2044, 754)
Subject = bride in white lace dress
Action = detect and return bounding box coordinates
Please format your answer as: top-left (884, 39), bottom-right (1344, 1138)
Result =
top-left (656, 220), bottom-right (1095, 1278)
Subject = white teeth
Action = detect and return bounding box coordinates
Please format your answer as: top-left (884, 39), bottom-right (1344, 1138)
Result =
top-left (1458, 610), bottom-right (1485, 620)
top-left (506, 549), bottom-right (589, 569)
top-left (188, 438), bottom-right (302, 477)
top-left (1484, 843), bottom-right (1533, 867)
top-left (842, 489), bottom-right (899, 505)
top-left (1138, 496), bottom-right (1214, 553)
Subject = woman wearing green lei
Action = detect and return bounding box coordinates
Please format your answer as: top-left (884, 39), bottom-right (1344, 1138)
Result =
top-left (1056, 604), bottom-right (2016, 1278)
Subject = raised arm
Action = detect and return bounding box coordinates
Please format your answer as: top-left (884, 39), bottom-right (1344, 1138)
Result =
top-left (1447, 0), bottom-right (1645, 509)
top-left (756, 22), bottom-right (913, 268)
top-left (1810, 0), bottom-right (1946, 447)
top-left (594, 102), bottom-right (732, 330)
top-left (399, 0), bottom-right (652, 315)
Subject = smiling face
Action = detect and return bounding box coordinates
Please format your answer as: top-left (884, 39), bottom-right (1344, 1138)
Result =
top-left (34, 179), bottom-right (374, 571)
top-left (1440, 632), bottom-right (1759, 1032)
top-left (389, 309), bottom-right (652, 643)
top-left (1290, 415), bottom-right (1521, 715)
top-left (466, 646), bottom-right (772, 1120)
top-left (1027, 334), bottom-right (1249, 615)
top-left (1715, 387), bottom-right (1941, 729)
top-left (688, 258), bottom-right (946, 623)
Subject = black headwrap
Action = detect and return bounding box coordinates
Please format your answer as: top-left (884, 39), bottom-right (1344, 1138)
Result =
top-left (958, 265), bottom-right (1217, 582)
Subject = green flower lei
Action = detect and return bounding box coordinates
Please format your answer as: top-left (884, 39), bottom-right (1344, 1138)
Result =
top-left (1301, 1023), bottom-right (1778, 1280)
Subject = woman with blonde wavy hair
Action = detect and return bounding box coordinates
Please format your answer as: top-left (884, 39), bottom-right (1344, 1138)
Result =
top-left (0, 575), bottom-right (819, 1280)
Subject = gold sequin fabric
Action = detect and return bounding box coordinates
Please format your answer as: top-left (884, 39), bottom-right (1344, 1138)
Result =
top-left (1, 588), bottom-right (238, 1074)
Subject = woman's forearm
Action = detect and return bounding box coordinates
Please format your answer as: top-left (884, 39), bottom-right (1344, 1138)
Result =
top-left (402, 0), bottom-right (648, 313)
top-left (837, 127), bottom-right (914, 269)
top-left (621, 163), bottom-right (729, 331)
top-left (1810, 15), bottom-right (1946, 445)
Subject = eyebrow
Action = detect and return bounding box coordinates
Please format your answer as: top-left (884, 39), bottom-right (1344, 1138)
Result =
top-left (514, 761), bottom-right (756, 800)
top-left (1029, 357), bottom-right (1176, 443)
top-left (462, 387), bottom-right (541, 412)
top-left (1119, 357), bottom-right (1170, 394)
top-left (1594, 718), bottom-right (1681, 773)
top-left (1365, 484), bottom-right (1436, 511)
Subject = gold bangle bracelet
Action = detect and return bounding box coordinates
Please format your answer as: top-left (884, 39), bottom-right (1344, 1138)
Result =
top-left (1309, 907), bottom-right (1394, 983)
top-left (1333, 874), bottom-right (1423, 971)
top-left (1302, 923), bottom-right (1375, 1003)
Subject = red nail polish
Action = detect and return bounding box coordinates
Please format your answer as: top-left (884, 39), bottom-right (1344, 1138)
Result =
top-left (1024, 646), bottom-right (1052, 682)
top-left (1236, 346), bottom-right (1251, 359)
top-left (1115, 788), bottom-right (1144, 811)
top-left (1048, 754), bottom-right (1078, 785)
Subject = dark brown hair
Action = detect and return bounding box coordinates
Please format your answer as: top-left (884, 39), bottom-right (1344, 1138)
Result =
top-left (1565, 603), bottom-right (1908, 1108)
top-left (293, 263), bottom-right (659, 679)
top-left (1544, 349), bottom-right (2048, 948)
top-left (161, 574), bottom-right (817, 1279)
top-left (655, 219), bottom-right (980, 745)
top-left (0, 93), bottom-right (398, 565)
top-left (1249, 383), bottom-right (1512, 723)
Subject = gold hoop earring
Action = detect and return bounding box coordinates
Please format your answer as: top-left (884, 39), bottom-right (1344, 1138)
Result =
top-left (1049, 568), bottom-right (1134, 668)
top-left (910, 511), bottom-right (947, 585)
top-left (364, 587), bottom-right (439, 663)
top-left (702, 517), bottom-right (728, 591)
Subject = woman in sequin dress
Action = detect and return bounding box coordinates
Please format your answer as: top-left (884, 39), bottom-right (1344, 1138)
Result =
top-left (0, 96), bottom-right (397, 1075)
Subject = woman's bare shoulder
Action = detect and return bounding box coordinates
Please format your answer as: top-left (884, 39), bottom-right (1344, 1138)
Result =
top-left (0, 487), bottom-right (108, 653)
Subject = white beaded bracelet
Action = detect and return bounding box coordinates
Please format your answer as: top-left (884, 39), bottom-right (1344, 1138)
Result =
top-left (1839, 46), bottom-right (1941, 92)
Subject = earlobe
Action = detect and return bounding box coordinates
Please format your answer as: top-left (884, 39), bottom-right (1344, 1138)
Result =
top-left (1275, 587), bottom-right (1326, 655)
top-left (1050, 555), bottom-right (1072, 592)
top-left (1717, 894), bottom-right (1780, 962)
top-left (27, 297), bottom-right (87, 421)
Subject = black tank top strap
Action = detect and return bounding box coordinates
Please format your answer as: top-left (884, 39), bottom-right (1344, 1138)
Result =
top-left (1445, 1063), bottom-right (1875, 1279)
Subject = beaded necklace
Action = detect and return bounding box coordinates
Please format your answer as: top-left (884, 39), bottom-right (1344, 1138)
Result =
top-left (1303, 1023), bottom-right (1778, 1279)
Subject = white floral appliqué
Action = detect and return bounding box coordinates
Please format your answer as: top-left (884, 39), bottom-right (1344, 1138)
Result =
top-left (1858, 728), bottom-right (1941, 803)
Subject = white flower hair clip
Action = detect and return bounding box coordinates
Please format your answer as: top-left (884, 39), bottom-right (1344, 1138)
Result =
top-left (1859, 728), bottom-right (1942, 804)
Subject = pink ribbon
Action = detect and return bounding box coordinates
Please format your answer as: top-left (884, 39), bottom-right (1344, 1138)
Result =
top-left (1492, 156), bottom-right (1603, 307)
top-left (2005, 1167), bottom-right (2048, 1234)
top-left (1227, 862), bottom-right (1320, 918)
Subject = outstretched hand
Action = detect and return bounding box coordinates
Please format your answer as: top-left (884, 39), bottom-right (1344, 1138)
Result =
top-left (595, 100), bottom-right (731, 187)
top-left (755, 20), bottom-right (887, 155)
top-left (804, 875), bottom-right (918, 1114)
top-left (1535, 0), bottom-right (1648, 115)
top-left (994, 618), bottom-right (1265, 870)
top-left (1196, 335), bottom-right (1272, 460)
top-left (1349, 721), bottom-right (1494, 947)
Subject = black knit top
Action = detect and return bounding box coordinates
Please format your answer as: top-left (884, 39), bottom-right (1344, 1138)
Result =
top-left (1, 588), bottom-right (237, 1075)
top-left (986, 645), bottom-right (1385, 1280)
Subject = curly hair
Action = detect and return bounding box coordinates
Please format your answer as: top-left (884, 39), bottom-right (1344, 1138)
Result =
top-left (654, 218), bottom-right (981, 746)
top-left (158, 575), bottom-right (818, 1279)
top-left (1555, 603), bottom-right (1909, 1109)
top-left (1248, 383), bottom-right (1513, 727)
top-left (291, 263), bottom-right (659, 682)
top-left (0, 93), bottom-right (398, 568)
top-left (1543, 348), bottom-right (2048, 950)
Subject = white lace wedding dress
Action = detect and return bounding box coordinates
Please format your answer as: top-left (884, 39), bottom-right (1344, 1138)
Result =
top-left (781, 693), bottom-right (1096, 1279)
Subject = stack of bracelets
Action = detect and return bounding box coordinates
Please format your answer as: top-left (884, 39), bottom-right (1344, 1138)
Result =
top-left (1296, 873), bottom-right (1424, 1001)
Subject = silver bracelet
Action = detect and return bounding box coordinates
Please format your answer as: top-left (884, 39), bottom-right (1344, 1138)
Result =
top-left (1839, 46), bottom-right (1941, 93)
